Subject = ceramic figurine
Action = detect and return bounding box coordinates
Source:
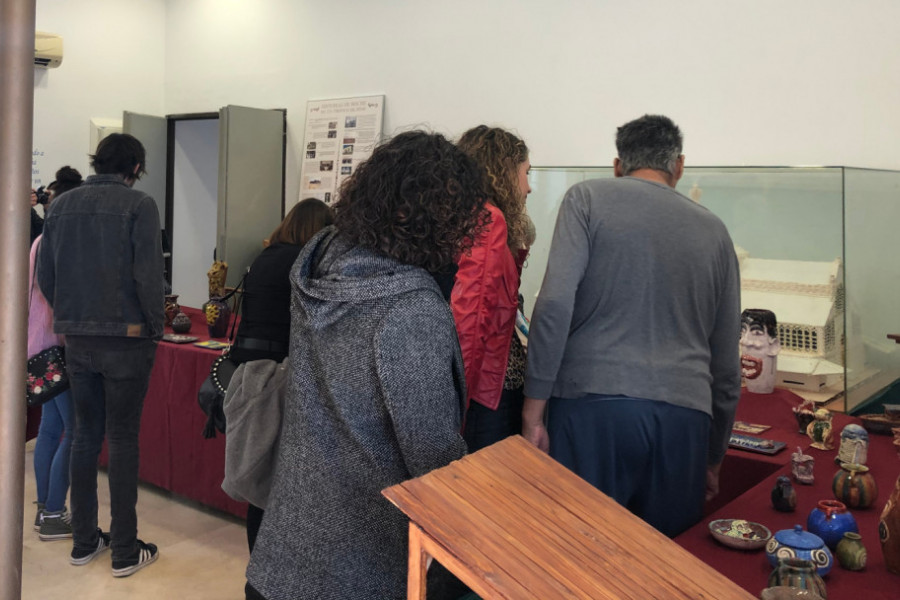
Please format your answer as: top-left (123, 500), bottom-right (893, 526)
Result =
top-left (766, 525), bottom-right (833, 577)
top-left (794, 398), bottom-right (817, 434)
top-left (807, 499), bottom-right (858, 550)
top-left (766, 558), bottom-right (828, 599)
top-left (203, 261), bottom-right (232, 338)
top-left (832, 463), bottom-right (878, 509)
top-left (772, 475), bottom-right (798, 512)
top-left (880, 474), bottom-right (900, 575)
top-left (171, 311), bottom-right (192, 334)
top-left (792, 447), bottom-right (815, 485)
top-left (835, 532), bottom-right (866, 571)
top-left (806, 409), bottom-right (834, 451)
top-left (835, 424), bottom-right (868, 466)
top-left (740, 309), bottom-right (780, 394)
top-left (207, 260), bottom-right (228, 298)
top-left (164, 294), bottom-right (180, 327)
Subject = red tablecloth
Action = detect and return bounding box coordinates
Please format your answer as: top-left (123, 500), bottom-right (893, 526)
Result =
top-left (99, 306), bottom-right (247, 518)
top-left (678, 387), bottom-right (900, 598)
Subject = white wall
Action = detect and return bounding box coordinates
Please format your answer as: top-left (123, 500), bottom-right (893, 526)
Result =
top-left (33, 0), bottom-right (165, 187)
top-left (162, 0), bottom-right (900, 207)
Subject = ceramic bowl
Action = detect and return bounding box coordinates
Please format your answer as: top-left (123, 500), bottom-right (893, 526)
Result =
top-left (760, 587), bottom-right (825, 600)
top-left (709, 518), bottom-right (772, 551)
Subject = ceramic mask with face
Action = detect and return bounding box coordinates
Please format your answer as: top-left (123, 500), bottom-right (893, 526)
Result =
top-left (740, 308), bottom-right (780, 394)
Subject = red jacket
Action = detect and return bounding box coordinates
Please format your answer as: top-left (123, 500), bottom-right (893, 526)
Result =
top-left (451, 204), bottom-right (520, 411)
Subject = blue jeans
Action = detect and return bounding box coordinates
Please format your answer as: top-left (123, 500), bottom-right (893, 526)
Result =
top-left (34, 390), bottom-right (74, 512)
top-left (66, 337), bottom-right (157, 561)
top-left (548, 394), bottom-right (710, 538)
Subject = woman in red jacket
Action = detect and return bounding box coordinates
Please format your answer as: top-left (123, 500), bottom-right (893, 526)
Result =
top-left (454, 125), bottom-right (532, 452)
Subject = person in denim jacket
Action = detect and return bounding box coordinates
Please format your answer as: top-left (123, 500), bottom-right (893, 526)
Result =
top-left (38, 133), bottom-right (164, 577)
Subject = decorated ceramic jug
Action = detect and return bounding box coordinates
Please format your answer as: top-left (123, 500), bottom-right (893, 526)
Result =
top-left (766, 557), bottom-right (828, 599)
top-left (832, 463), bottom-right (878, 509)
top-left (835, 424), bottom-right (868, 466)
top-left (880, 475), bottom-right (900, 575)
top-left (807, 499), bottom-right (858, 550)
top-left (772, 475), bottom-right (798, 512)
top-left (202, 296), bottom-right (232, 339)
top-left (164, 294), bottom-right (180, 327)
top-left (835, 532), bottom-right (866, 571)
top-left (766, 525), bottom-right (833, 576)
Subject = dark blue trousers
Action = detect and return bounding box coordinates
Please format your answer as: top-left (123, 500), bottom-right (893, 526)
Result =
top-left (548, 394), bottom-right (710, 538)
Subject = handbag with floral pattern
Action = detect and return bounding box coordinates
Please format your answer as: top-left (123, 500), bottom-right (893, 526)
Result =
top-left (26, 345), bottom-right (69, 407)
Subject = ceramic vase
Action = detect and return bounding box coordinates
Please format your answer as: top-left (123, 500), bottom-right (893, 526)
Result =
top-left (832, 463), bottom-right (878, 509)
top-left (835, 532), bottom-right (866, 571)
top-left (772, 475), bottom-right (798, 512)
top-left (202, 296), bottom-right (232, 339)
top-left (767, 558), bottom-right (828, 599)
top-left (164, 294), bottom-right (180, 327)
top-left (835, 424), bottom-right (868, 466)
top-left (171, 312), bottom-right (192, 334)
top-left (880, 475), bottom-right (900, 575)
top-left (807, 499), bottom-right (858, 550)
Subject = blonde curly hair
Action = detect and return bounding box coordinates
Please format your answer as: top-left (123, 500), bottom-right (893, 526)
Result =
top-left (457, 125), bottom-right (530, 252)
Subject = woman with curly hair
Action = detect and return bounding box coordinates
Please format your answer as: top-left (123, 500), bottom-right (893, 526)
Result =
top-left (453, 125), bottom-right (532, 452)
top-left (245, 131), bottom-right (488, 600)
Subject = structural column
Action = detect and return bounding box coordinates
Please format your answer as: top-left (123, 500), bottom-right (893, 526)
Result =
top-left (0, 1), bottom-right (36, 599)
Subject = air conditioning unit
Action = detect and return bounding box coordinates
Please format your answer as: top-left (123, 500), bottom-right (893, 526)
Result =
top-left (35, 31), bottom-right (63, 69)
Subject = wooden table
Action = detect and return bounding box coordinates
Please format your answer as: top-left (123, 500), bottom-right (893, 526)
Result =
top-left (383, 435), bottom-right (755, 600)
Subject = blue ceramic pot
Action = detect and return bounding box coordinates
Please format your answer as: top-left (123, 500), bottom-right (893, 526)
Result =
top-left (807, 499), bottom-right (858, 550)
top-left (766, 525), bottom-right (833, 577)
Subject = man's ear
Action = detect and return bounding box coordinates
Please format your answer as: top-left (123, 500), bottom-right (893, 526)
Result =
top-left (613, 158), bottom-right (623, 178)
top-left (672, 154), bottom-right (685, 183)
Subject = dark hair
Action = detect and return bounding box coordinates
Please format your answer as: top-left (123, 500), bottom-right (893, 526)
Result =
top-left (457, 125), bottom-right (530, 251)
top-left (741, 308), bottom-right (778, 339)
top-left (90, 133), bottom-right (147, 180)
top-left (615, 114), bottom-right (683, 176)
top-left (48, 165), bottom-right (83, 197)
top-left (333, 130), bottom-right (489, 272)
top-left (269, 197), bottom-right (334, 247)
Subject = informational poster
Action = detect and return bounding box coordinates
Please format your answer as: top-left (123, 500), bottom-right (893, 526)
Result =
top-left (299, 95), bottom-right (385, 204)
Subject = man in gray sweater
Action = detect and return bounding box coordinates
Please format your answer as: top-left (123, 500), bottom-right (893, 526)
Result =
top-left (522, 115), bottom-right (741, 537)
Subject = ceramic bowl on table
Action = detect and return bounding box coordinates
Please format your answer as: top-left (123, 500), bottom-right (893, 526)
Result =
top-left (709, 518), bottom-right (772, 550)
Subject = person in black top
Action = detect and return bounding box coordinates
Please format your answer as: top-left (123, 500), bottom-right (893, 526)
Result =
top-left (230, 197), bottom-right (333, 551)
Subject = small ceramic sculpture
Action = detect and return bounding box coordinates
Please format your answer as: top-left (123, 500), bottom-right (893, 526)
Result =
top-left (792, 447), bottom-right (815, 485)
top-left (835, 532), bottom-right (866, 571)
top-left (835, 424), bottom-right (868, 466)
top-left (807, 499), bottom-right (858, 550)
top-left (772, 475), bottom-right (798, 512)
top-left (203, 261), bottom-right (232, 338)
top-left (806, 409), bottom-right (834, 451)
top-left (794, 398), bottom-right (817, 434)
top-left (832, 463), bottom-right (878, 509)
top-left (207, 260), bottom-right (228, 298)
top-left (740, 309), bottom-right (781, 394)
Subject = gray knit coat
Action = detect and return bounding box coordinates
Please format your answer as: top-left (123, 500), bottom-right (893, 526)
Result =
top-left (246, 227), bottom-right (467, 599)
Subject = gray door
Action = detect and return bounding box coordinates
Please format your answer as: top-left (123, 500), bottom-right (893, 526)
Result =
top-left (123, 111), bottom-right (167, 224)
top-left (216, 105), bottom-right (286, 289)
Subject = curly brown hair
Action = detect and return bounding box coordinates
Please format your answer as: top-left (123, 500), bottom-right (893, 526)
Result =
top-left (457, 125), bottom-right (529, 251)
top-left (333, 131), bottom-right (490, 272)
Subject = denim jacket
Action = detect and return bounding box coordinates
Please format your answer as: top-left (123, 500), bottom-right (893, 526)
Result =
top-left (37, 174), bottom-right (165, 340)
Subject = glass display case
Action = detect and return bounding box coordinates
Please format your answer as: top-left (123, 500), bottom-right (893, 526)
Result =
top-left (522, 166), bottom-right (900, 413)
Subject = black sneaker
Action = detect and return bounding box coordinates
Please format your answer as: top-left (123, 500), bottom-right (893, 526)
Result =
top-left (70, 529), bottom-right (110, 565)
top-left (38, 509), bottom-right (73, 540)
top-left (111, 540), bottom-right (158, 578)
top-left (33, 502), bottom-right (45, 531)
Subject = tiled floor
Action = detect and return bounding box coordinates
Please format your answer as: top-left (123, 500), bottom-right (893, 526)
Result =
top-left (21, 442), bottom-right (248, 599)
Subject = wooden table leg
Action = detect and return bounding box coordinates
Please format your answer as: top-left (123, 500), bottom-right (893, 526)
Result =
top-left (408, 523), bottom-right (428, 600)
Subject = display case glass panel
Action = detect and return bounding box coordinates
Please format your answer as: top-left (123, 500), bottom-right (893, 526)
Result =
top-left (522, 166), bottom-right (900, 412)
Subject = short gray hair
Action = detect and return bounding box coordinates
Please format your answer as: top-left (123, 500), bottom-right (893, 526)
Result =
top-left (615, 115), bottom-right (683, 176)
